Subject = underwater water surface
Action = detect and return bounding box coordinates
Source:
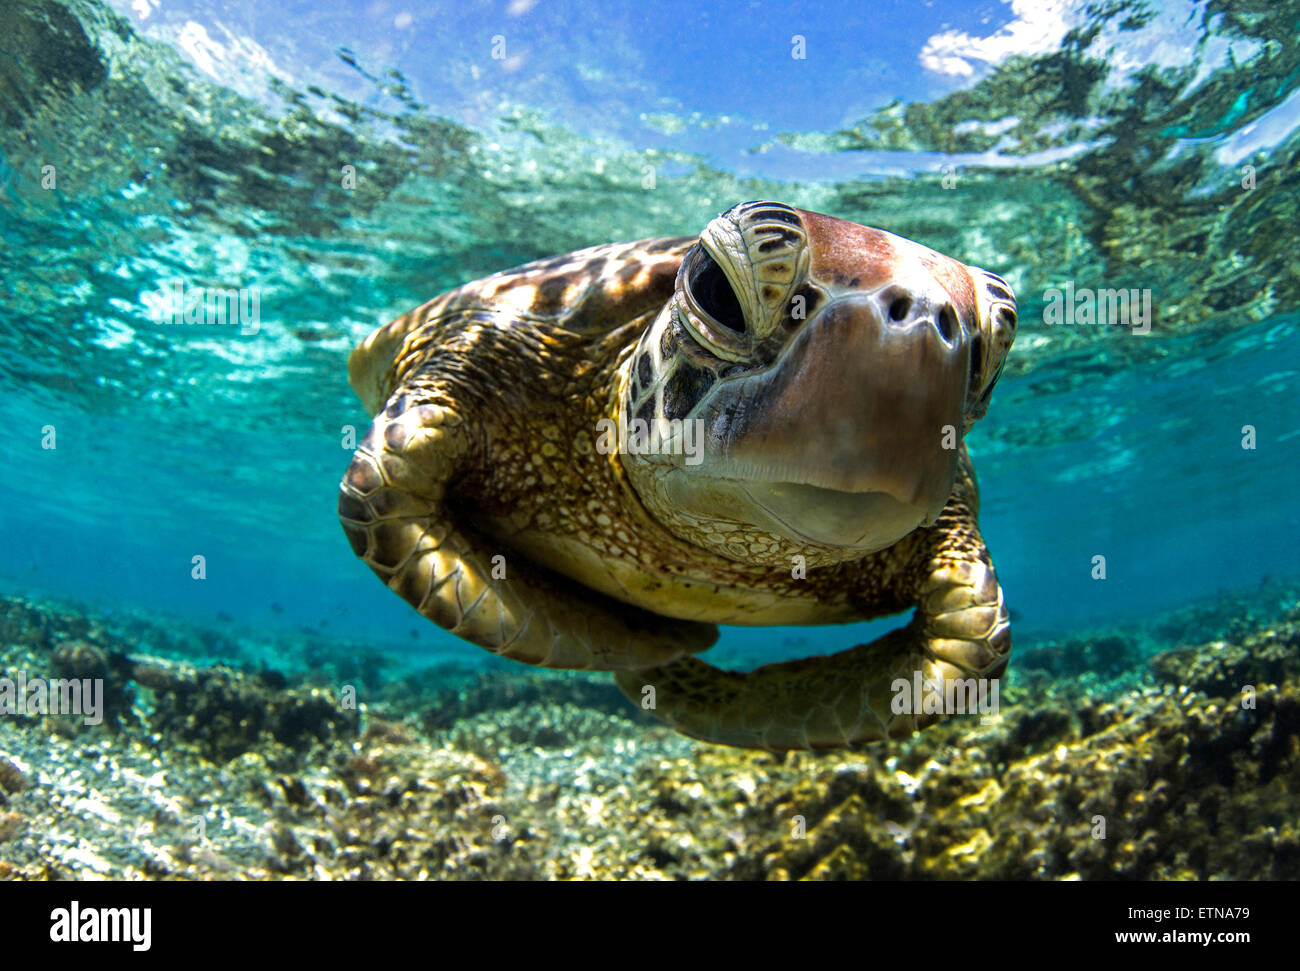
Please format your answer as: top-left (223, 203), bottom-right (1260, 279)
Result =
top-left (1, 0), bottom-right (1299, 883)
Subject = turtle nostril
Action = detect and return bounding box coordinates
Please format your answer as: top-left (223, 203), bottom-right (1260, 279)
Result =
top-left (888, 296), bottom-right (912, 321)
top-left (937, 305), bottom-right (959, 343)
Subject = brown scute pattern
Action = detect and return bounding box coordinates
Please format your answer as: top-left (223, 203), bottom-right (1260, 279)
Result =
top-left (531, 275), bottom-right (576, 315)
top-left (966, 267), bottom-right (1017, 418)
top-left (662, 360), bottom-right (715, 421)
top-left (349, 237), bottom-right (695, 416)
top-left (717, 202), bottom-right (810, 337)
top-left (338, 395), bottom-right (715, 670)
top-left (658, 316), bottom-right (681, 359)
top-left (341, 212), bottom-right (1014, 750)
top-left (734, 203), bottom-right (802, 227)
top-left (634, 396), bottom-right (655, 424)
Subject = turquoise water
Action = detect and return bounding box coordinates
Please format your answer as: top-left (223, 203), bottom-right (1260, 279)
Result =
top-left (2, 0), bottom-right (1298, 672)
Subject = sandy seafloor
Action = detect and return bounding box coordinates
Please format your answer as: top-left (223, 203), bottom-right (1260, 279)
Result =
top-left (1, 586), bottom-right (1298, 881)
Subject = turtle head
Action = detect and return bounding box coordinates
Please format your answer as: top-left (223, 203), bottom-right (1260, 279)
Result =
top-left (616, 201), bottom-right (1017, 565)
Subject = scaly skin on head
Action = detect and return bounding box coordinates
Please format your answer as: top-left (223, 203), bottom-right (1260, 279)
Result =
top-left (339, 202), bottom-right (1017, 750)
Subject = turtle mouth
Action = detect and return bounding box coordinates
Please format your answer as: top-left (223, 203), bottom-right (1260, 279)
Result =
top-left (686, 292), bottom-right (972, 519)
top-left (738, 480), bottom-right (932, 552)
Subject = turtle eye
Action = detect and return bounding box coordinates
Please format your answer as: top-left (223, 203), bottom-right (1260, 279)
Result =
top-left (687, 249), bottom-right (746, 334)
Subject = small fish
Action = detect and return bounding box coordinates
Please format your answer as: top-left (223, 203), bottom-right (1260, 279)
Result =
top-left (270, 603), bottom-right (284, 614)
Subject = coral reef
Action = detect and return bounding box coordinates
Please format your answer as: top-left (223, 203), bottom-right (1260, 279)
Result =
top-left (1149, 623), bottom-right (1300, 698)
top-left (132, 657), bottom-right (358, 764)
top-left (1, 590), bottom-right (1298, 880)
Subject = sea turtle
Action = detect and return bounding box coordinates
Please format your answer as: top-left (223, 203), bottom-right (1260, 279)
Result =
top-left (339, 201), bottom-right (1017, 750)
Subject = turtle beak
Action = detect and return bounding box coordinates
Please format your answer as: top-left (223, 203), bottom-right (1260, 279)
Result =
top-left (686, 289), bottom-right (971, 549)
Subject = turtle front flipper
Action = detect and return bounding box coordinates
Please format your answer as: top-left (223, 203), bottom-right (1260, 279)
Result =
top-left (339, 396), bottom-right (717, 670)
top-left (614, 536), bottom-right (1010, 750)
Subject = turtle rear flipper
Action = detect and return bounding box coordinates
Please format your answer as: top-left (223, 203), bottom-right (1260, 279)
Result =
top-left (338, 396), bottom-right (717, 670)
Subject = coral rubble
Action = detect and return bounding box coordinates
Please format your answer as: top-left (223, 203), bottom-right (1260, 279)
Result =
top-left (1, 592), bottom-right (1298, 880)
